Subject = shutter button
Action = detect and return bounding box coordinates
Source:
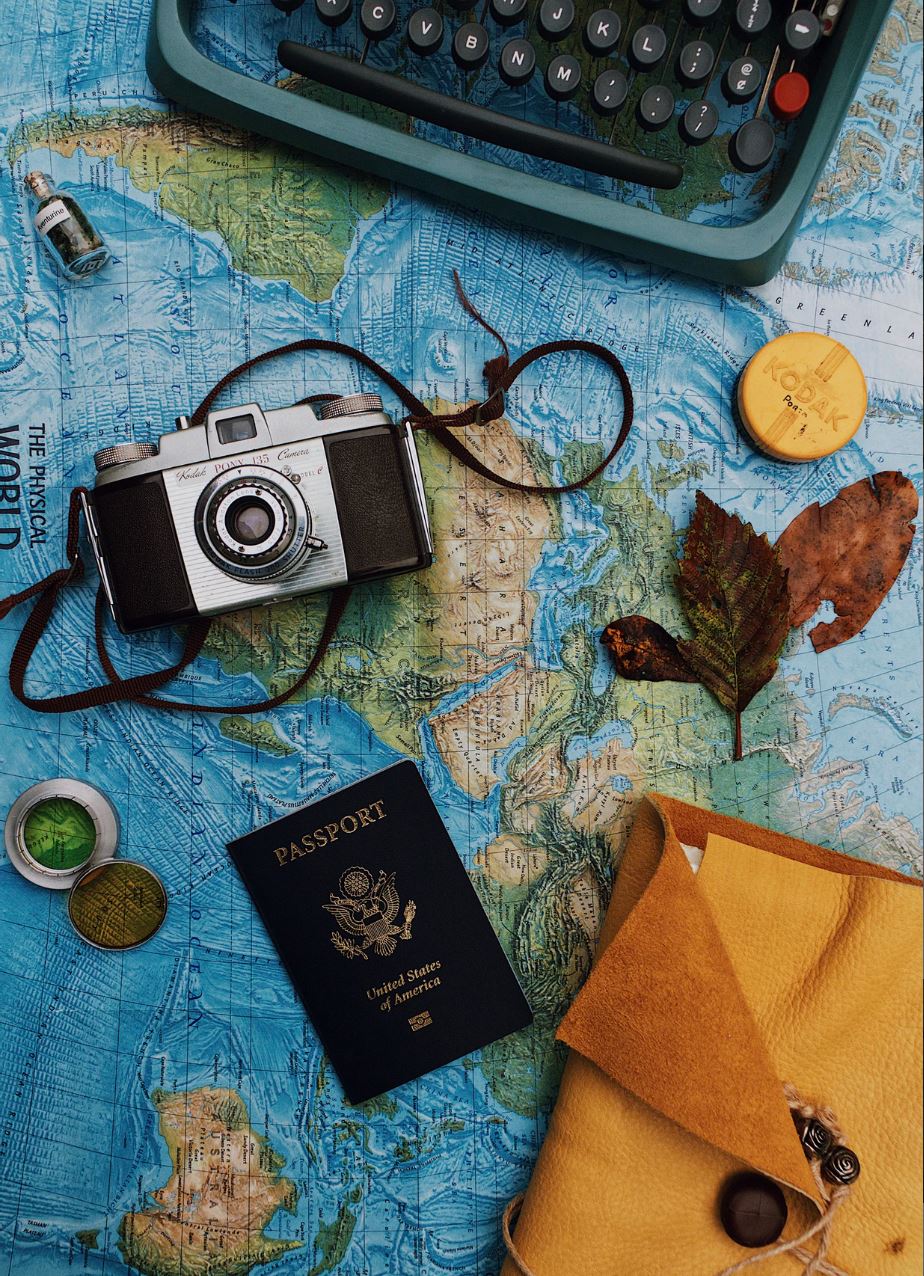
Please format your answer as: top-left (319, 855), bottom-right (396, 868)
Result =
top-left (719, 1172), bottom-right (788, 1248)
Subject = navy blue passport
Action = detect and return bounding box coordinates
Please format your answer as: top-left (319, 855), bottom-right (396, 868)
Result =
top-left (227, 760), bottom-right (532, 1103)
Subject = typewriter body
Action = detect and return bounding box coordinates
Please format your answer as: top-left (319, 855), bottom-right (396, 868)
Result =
top-left (147, 0), bottom-right (891, 284)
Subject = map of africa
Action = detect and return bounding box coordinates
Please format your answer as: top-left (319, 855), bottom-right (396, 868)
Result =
top-left (0, 1), bottom-right (921, 1273)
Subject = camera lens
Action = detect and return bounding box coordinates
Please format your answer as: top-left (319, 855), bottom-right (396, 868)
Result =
top-left (225, 496), bottom-right (273, 545)
top-left (195, 466), bottom-right (316, 580)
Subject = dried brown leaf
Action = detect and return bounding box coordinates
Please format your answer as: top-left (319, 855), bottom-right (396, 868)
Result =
top-left (675, 492), bottom-right (790, 760)
top-left (776, 472), bottom-right (918, 653)
top-left (601, 616), bottom-right (698, 683)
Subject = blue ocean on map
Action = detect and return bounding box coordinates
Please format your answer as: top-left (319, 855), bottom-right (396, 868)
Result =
top-left (0, 0), bottom-right (921, 1273)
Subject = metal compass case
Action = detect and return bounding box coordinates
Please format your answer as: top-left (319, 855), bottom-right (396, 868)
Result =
top-left (85, 394), bottom-right (432, 633)
top-left (146, 0), bottom-right (891, 285)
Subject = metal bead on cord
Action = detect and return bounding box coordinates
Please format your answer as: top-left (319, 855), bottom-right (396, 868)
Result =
top-left (715, 1085), bottom-right (856, 1276)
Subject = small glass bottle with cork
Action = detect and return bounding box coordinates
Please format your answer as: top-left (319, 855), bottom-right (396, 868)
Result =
top-left (25, 171), bottom-right (110, 280)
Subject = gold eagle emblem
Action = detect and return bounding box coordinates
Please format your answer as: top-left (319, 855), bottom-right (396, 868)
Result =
top-left (324, 866), bottom-right (416, 961)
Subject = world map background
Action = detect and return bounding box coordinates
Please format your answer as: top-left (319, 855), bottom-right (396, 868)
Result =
top-left (0, 1), bottom-right (921, 1274)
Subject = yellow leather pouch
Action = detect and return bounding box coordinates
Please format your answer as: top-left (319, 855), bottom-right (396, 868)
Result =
top-left (501, 794), bottom-right (922, 1276)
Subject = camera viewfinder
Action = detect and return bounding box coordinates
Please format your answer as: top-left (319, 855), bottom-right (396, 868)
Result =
top-left (216, 414), bottom-right (258, 444)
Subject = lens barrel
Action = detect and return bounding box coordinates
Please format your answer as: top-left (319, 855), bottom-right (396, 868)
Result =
top-left (195, 466), bottom-right (314, 580)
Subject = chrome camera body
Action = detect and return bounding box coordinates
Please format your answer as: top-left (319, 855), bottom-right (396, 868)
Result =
top-left (85, 394), bottom-right (433, 634)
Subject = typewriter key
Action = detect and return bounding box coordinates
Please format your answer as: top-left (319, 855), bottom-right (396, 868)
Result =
top-left (546, 54), bottom-right (582, 100)
top-left (785, 10), bottom-right (821, 56)
top-left (584, 10), bottom-right (620, 55)
top-left (678, 40), bottom-right (715, 87)
top-left (360, 0), bottom-right (396, 39)
top-left (680, 99), bottom-right (718, 145)
top-left (724, 57), bottom-right (763, 104)
top-left (631, 24), bottom-right (667, 70)
top-left (453, 22), bottom-right (490, 69)
top-left (538, 0), bottom-right (575, 40)
top-left (685, 0), bottom-right (722, 22)
top-left (592, 70), bottom-right (628, 116)
top-left (500, 38), bottom-right (536, 86)
top-left (491, 0), bottom-right (528, 24)
top-left (407, 7), bottom-right (443, 54)
top-left (730, 117), bottom-right (776, 172)
top-left (638, 85), bottom-right (675, 131)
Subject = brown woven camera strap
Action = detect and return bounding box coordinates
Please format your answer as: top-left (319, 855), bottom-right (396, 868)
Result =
top-left (0, 273), bottom-right (634, 715)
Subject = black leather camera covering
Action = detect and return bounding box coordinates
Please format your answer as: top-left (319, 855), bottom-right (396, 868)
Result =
top-left (91, 474), bottom-right (197, 632)
top-left (325, 425), bottom-right (431, 579)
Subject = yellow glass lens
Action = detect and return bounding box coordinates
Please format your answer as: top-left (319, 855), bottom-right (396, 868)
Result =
top-left (68, 861), bottom-right (167, 950)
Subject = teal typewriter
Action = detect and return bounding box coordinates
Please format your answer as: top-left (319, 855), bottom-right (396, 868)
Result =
top-left (147, 0), bottom-right (891, 284)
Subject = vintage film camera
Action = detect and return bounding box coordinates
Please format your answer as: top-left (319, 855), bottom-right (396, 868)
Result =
top-left (84, 394), bottom-right (433, 633)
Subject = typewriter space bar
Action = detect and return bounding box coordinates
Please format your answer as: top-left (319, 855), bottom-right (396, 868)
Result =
top-left (277, 42), bottom-right (683, 190)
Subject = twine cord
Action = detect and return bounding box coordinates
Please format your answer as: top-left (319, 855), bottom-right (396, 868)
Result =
top-left (501, 1087), bottom-right (853, 1276)
top-left (502, 1193), bottom-right (537, 1276)
top-left (715, 1087), bottom-right (853, 1276)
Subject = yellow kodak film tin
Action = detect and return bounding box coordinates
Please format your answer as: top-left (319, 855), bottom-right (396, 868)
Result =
top-left (736, 331), bottom-right (867, 462)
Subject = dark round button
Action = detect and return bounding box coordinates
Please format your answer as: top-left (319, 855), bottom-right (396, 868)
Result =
top-left (679, 99), bottom-right (718, 145)
top-left (637, 84), bottom-right (674, 131)
top-left (584, 9), bottom-right (621, 55)
top-left (630, 23), bottom-right (667, 70)
top-left (538, 0), bottom-right (575, 40)
top-left (685, 0), bottom-right (722, 23)
top-left (499, 37), bottom-right (535, 85)
top-left (491, 0), bottom-right (528, 24)
top-left (545, 53), bottom-right (581, 100)
top-left (730, 117), bottom-right (776, 172)
top-left (315, 0), bottom-right (352, 24)
top-left (360, 0), bottom-right (396, 38)
top-left (453, 21), bottom-right (490, 68)
top-left (784, 10), bottom-right (821, 56)
top-left (799, 1118), bottom-right (833, 1160)
top-left (678, 39), bottom-right (715, 87)
top-left (822, 1146), bottom-right (861, 1186)
top-left (592, 69), bottom-right (628, 116)
top-left (724, 56), bottom-right (763, 103)
top-left (407, 7), bottom-right (443, 53)
top-left (272, 0), bottom-right (307, 13)
top-left (720, 1172), bottom-right (788, 1248)
top-left (734, 0), bottom-right (772, 38)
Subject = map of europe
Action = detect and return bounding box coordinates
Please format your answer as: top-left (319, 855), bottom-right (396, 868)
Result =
top-left (0, 1), bottom-right (921, 1273)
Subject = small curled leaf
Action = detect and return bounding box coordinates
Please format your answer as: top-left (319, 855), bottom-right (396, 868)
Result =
top-left (601, 616), bottom-right (698, 683)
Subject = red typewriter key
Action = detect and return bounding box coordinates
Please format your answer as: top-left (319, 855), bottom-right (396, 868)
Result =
top-left (770, 71), bottom-right (810, 122)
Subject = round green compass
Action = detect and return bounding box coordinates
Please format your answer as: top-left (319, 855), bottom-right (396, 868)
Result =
top-left (5, 779), bottom-right (118, 889)
top-left (5, 780), bottom-right (167, 950)
top-left (22, 797), bottom-right (98, 871)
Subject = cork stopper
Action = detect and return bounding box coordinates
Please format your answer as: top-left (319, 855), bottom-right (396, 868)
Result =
top-left (25, 171), bottom-right (54, 200)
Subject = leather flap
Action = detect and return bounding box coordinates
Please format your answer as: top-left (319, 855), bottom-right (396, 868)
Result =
top-left (557, 793), bottom-right (919, 1207)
